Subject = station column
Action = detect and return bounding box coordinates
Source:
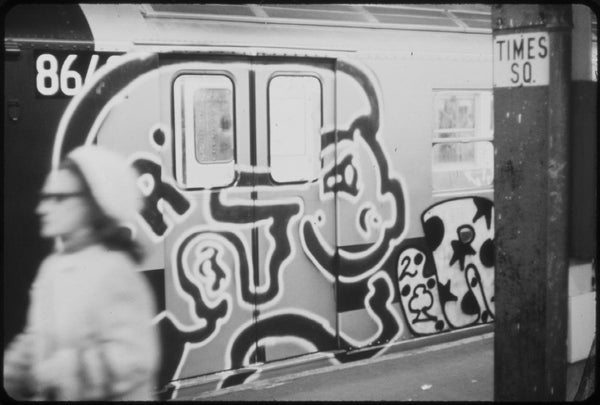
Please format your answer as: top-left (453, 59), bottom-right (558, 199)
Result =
top-left (492, 5), bottom-right (572, 401)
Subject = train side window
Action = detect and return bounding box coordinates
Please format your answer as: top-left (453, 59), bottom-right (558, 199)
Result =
top-left (432, 91), bottom-right (494, 192)
top-left (173, 74), bottom-right (235, 189)
top-left (268, 75), bottom-right (322, 183)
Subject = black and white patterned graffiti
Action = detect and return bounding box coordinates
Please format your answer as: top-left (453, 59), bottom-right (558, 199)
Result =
top-left (420, 197), bottom-right (494, 328)
top-left (397, 247), bottom-right (450, 335)
top-left (48, 52), bottom-right (494, 399)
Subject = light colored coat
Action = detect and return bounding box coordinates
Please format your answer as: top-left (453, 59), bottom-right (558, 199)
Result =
top-left (3, 245), bottom-right (160, 400)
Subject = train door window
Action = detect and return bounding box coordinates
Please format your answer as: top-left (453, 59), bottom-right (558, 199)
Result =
top-left (268, 75), bottom-right (322, 183)
top-left (432, 91), bottom-right (494, 192)
top-left (173, 74), bottom-right (235, 188)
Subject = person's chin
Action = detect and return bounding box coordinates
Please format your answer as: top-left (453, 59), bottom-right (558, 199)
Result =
top-left (39, 228), bottom-right (55, 239)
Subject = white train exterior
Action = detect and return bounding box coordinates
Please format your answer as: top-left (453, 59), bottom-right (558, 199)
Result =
top-left (5, 4), bottom-right (501, 399)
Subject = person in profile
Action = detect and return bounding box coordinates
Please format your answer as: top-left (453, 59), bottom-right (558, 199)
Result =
top-left (3, 145), bottom-right (160, 400)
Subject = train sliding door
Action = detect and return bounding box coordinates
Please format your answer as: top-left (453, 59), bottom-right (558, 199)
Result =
top-left (158, 56), bottom-right (337, 384)
top-left (159, 58), bottom-right (258, 379)
top-left (252, 59), bottom-right (338, 362)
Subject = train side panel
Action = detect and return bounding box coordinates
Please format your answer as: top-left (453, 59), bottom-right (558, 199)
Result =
top-left (336, 46), bottom-right (494, 339)
top-left (4, 4), bottom-right (497, 399)
top-left (3, 3), bottom-right (105, 347)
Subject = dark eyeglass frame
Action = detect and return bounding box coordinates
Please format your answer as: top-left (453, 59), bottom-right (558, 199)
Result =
top-left (39, 191), bottom-right (87, 203)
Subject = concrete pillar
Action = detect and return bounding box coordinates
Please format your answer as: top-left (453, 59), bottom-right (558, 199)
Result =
top-left (492, 4), bottom-right (572, 401)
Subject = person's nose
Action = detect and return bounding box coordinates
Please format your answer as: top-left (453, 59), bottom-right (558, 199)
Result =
top-left (36, 198), bottom-right (52, 216)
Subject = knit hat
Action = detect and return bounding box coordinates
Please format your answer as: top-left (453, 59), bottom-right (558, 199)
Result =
top-left (65, 145), bottom-right (142, 225)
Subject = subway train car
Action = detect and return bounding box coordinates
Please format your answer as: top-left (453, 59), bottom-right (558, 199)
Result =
top-left (4, 3), bottom-right (500, 399)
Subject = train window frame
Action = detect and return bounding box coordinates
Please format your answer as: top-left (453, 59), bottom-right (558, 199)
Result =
top-left (267, 74), bottom-right (323, 184)
top-left (431, 89), bottom-right (494, 193)
top-left (172, 73), bottom-right (236, 189)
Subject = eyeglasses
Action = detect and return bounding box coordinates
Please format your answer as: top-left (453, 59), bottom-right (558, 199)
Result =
top-left (39, 191), bottom-right (87, 203)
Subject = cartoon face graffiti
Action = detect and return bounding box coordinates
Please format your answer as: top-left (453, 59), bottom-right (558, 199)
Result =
top-left (302, 61), bottom-right (407, 285)
top-left (47, 51), bottom-right (493, 400)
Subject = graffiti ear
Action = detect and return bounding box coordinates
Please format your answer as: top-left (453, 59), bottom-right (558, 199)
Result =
top-left (423, 216), bottom-right (444, 251)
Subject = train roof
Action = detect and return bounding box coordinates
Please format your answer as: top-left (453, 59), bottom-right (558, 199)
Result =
top-left (142, 3), bottom-right (492, 33)
top-left (4, 3), bottom-right (492, 52)
top-left (3, 3), bottom-right (596, 56)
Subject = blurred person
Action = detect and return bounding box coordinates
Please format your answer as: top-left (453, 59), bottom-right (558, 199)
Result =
top-left (3, 145), bottom-right (160, 400)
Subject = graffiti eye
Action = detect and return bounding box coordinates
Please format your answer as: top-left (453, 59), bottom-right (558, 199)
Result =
top-left (326, 175), bottom-right (336, 188)
top-left (344, 164), bottom-right (356, 185)
top-left (137, 173), bottom-right (155, 196)
top-left (414, 253), bottom-right (423, 265)
top-left (457, 225), bottom-right (475, 244)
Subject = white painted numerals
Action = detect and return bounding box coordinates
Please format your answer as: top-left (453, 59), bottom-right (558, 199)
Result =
top-left (59, 54), bottom-right (83, 96)
top-left (35, 53), bottom-right (103, 97)
top-left (36, 53), bottom-right (61, 96)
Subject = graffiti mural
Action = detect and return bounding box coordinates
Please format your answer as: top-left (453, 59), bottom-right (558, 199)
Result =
top-left (133, 156), bottom-right (192, 238)
top-left (397, 197), bottom-right (494, 336)
top-left (49, 53), bottom-right (495, 399)
top-left (421, 197), bottom-right (495, 328)
top-left (397, 247), bottom-right (450, 335)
